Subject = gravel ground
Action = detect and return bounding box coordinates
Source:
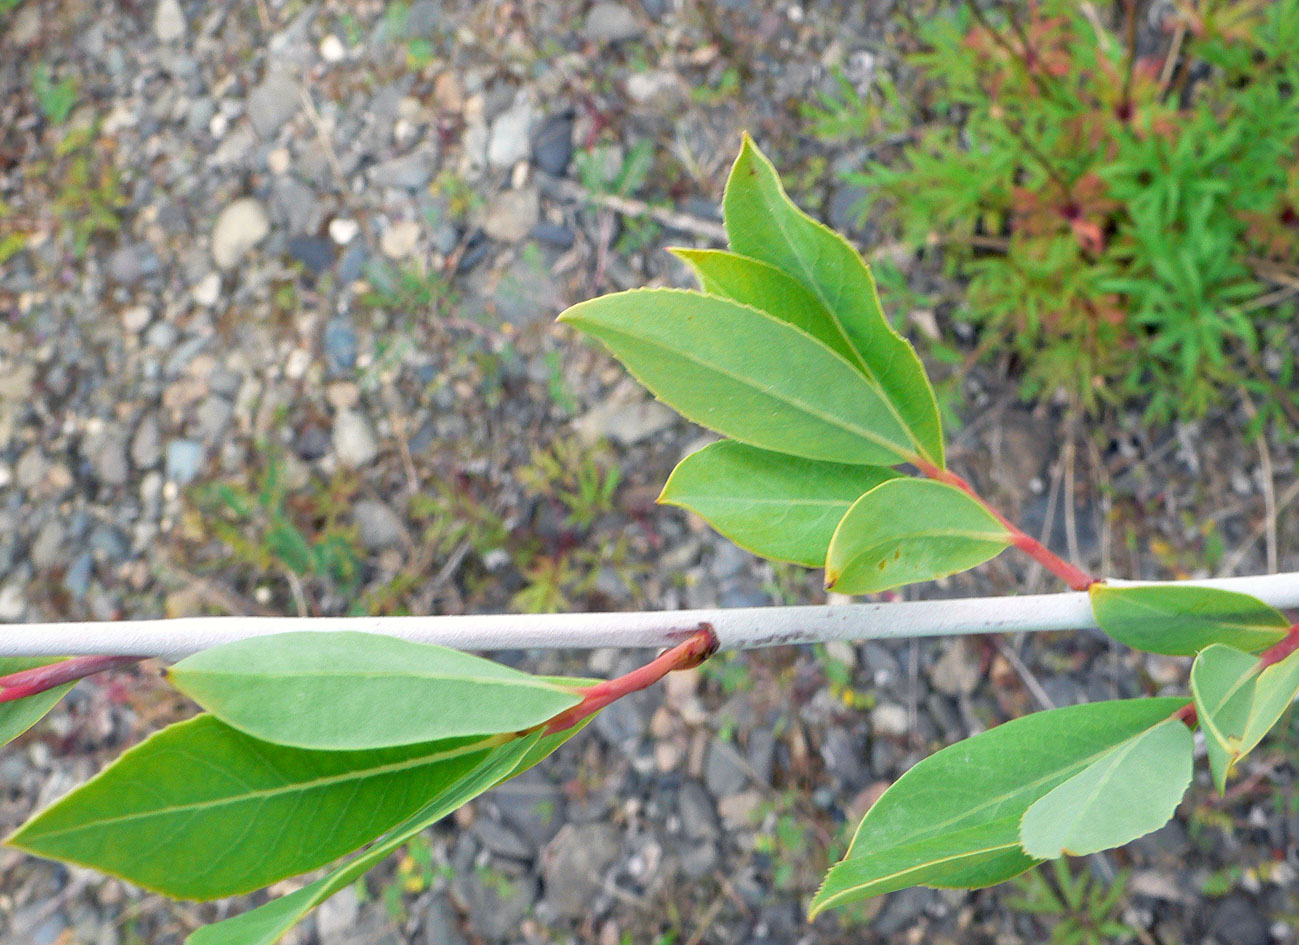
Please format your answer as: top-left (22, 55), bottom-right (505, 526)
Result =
top-left (2, 1), bottom-right (1298, 944)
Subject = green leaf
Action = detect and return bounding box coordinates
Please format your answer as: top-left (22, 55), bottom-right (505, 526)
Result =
top-left (809, 698), bottom-right (1184, 917)
top-left (558, 288), bottom-right (917, 466)
top-left (184, 719), bottom-right (594, 945)
top-left (167, 632), bottom-right (581, 750)
top-left (7, 715), bottom-right (524, 899)
top-left (0, 659), bottom-right (75, 748)
top-left (658, 440), bottom-right (899, 566)
top-left (825, 479), bottom-right (1012, 594)
top-left (1238, 649), bottom-right (1299, 761)
top-left (1190, 643), bottom-right (1299, 794)
top-left (1019, 718), bottom-right (1193, 859)
top-left (722, 134), bottom-right (944, 466)
top-left (669, 248), bottom-right (864, 368)
top-left (1190, 644), bottom-right (1256, 794)
top-left (1089, 584), bottom-right (1289, 656)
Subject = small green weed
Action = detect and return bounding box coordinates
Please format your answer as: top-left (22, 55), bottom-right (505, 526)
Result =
top-left (31, 63), bottom-right (77, 124)
top-left (518, 437), bottom-right (621, 530)
top-left (1006, 860), bottom-right (1139, 945)
top-left (190, 452), bottom-right (364, 612)
top-left (810, 0), bottom-right (1299, 425)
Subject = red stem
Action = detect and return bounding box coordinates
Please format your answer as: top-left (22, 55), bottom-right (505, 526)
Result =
top-left (545, 624), bottom-right (719, 734)
top-left (1173, 700), bottom-right (1197, 728)
top-left (0, 655), bottom-right (142, 704)
top-left (913, 459), bottom-right (1097, 591)
top-left (1257, 624), bottom-right (1299, 670)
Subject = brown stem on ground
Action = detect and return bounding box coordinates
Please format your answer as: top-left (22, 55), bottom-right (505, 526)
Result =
top-left (0, 655), bottom-right (143, 704)
top-left (545, 624), bottom-right (719, 734)
top-left (913, 458), bottom-right (1098, 591)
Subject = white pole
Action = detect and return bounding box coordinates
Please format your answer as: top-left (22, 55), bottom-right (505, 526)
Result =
top-left (2, 572), bottom-right (1296, 660)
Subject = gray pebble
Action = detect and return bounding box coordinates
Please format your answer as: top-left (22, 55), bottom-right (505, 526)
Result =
top-left (704, 736), bottom-right (749, 799)
top-left (130, 413), bottom-right (162, 468)
top-left (352, 499), bottom-right (406, 550)
top-left (165, 438), bottom-right (204, 484)
top-left (488, 102), bottom-right (540, 169)
top-left (323, 316), bottom-right (357, 373)
top-left (246, 71), bottom-right (300, 139)
top-left (333, 409), bottom-right (379, 468)
top-left (541, 823), bottom-right (619, 919)
top-left (583, 2), bottom-right (644, 43)
top-left (368, 147), bottom-right (439, 190)
top-left (30, 518), bottom-right (66, 569)
top-left (63, 552), bottom-right (94, 598)
top-left (532, 110), bottom-right (574, 175)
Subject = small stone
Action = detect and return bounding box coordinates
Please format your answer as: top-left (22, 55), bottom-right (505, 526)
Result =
top-left (315, 884), bottom-right (360, 944)
top-left (717, 788), bottom-right (763, 830)
top-left (1208, 895), bottom-right (1268, 945)
top-left (194, 396), bottom-right (233, 442)
top-left (369, 148), bottom-right (438, 190)
top-left (288, 235), bottom-right (335, 275)
top-left (212, 198), bottom-right (270, 269)
top-left (328, 218), bottom-right (359, 245)
top-left (870, 702), bottom-right (910, 737)
top-left (422, 894), bottom-right (469, 945)
top-left (532, 110), bottom-right (574, 175)
top-left (353, 500), bottom-right (407, 550)
top-left (154, 0), bottom-right (185, 43)
top-left (704, 736), bottom-right (749, 799)
top-left (574, 398), bottom-right (676, 447)
top-left (130, 415), bottom-right (162, 470)
top-left (406, 0), bottom-right (443, 36)
top-left (247, 71), bottom-right (300, 139)
top-left (164, 438), bottom-right (204, 484)
top-left (333, 409), bottom-right (379, 467)
top-left (31, 519), bottom-right (66, 569)
top-left (380, 219), bottom-right (421, 258)
top-left (488, 101), bottom-right (540, 169)
top-left (323, 316), bottom-right (358, 373)
top-left (482, 187), bottom-right (540, 244)
top-left (64, 552), bottom-right (93, 598)
top-left (678, 780), bottom-right (719, 840)
top-left (542, 824), bottom-right (620, 919)
top-left (929, 638), bottom-right (981, 697)
top-left (192, 272), bottom-right (221, 306)
top-left (471, 817), bottom-right (532, 860)
top-left (319, 34), bottom-right (346, 63)
top-left (583, 2), bottom-right (643, 43)
top-left (121, 305), bottom-right (151, 333)
top-left (433, 71), bottom-right (464, 113)
top-left (87, 431), bottom-right (129, 486)
top-left (266, 147), bottom-right (291, 175)
top-left (0, 584), bottom-right (23, 621)
top-left (107, 243), bottom-right (160, 285)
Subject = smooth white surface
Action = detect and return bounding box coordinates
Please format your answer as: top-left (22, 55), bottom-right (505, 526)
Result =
top-left (2, 573), bottom-right (1296, 659)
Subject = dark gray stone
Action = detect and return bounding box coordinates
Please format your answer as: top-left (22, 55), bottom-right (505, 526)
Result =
top-left (288, 235), bottom-right (334, 274)
top-left (471, 816), bottom-right (533, 861)
top-left (532, 110), bottom-right (574, 175)
top-left (63, 551), bottom-right (93, 598)
top-left (323, 316), bottom-right (358, 372)
top-left (457, 862), bottom-right (538, 941)
top-left (106, 243), bottom-right (160, 285)
top-left (493, 771), bottom-right (565, 848)
top-left (421, 893), bottom-right (469, 945)
top-left (820, 727), bottom-right (863, 786)
top-left (1207, 895), bottom-right (1268, 945)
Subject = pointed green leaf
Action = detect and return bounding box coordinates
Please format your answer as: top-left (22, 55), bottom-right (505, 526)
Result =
top-left (810, 698), bottom-right (1184, 917)
top-left (559, 288), bottom-right (917, 466)
top-left (825, 479), bottom-right (1012, 594)
top-left (1190, 644), bottom-right (1256, 794)
top-left (167, 632), bottom-right (581, 750)
top-left (1090, 584), bottom-right (1289, 656)
top-left (1019, 718), bottom-right (1192, 859)
top-left (6, 715), bottom-right (524, 899)
top-left (722, 134), bottom-right (943, 466)
top-left (669, 248), bottom-right (863, 367)
top-left (658, 440), bottom-right (899, 567)
top-left (0, 659), bottom-right (75, 748)
top-left (184, 719), bottom-right (593, 945)
top-left (1238, 649), bottom-right (1299, 760)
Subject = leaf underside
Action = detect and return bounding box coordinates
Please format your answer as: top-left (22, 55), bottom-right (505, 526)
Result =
top-left (811, 698), bottom-right (1184, 916)
top-left (1090, 584), bottom-right (1289, 656)
top-left (167, 631), bottom-right (581, 750)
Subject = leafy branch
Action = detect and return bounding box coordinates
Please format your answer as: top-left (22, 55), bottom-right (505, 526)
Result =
top-left (2, 136), bottom-right (1297, 944)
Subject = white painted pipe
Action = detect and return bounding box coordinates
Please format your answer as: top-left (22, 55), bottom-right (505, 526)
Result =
top-left (1, 572), bottom-right (1296, 660)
